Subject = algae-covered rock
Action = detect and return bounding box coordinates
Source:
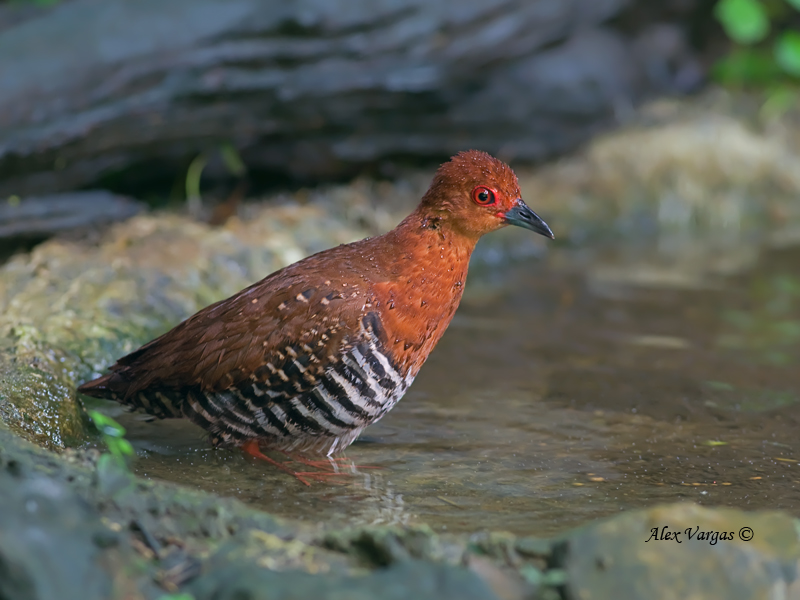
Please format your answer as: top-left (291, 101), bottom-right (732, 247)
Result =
top-left (0, 353), bottom-right (88, 449)
top-left (322, 524), bottom-right (445, 567)
top-left (0, 470), bottom-right (146, 600)
top-left (187, 559), bottom-right (500, 600)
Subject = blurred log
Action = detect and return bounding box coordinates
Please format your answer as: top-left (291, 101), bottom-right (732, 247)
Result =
top-left (0, 0), bottom-right (704, 197)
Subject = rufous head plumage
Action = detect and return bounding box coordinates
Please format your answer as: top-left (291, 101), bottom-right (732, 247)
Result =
top-left (416, 150), bottom-right (554, 240)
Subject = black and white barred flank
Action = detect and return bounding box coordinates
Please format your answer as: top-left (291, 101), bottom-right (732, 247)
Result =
top-left (118, 314), bottom-right (413, 455)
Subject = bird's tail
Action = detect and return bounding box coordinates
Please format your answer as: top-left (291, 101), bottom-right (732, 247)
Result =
top-left (78, 371), bottom-right (183, 419)
top-left (77, 371), bottom-right (127, 400)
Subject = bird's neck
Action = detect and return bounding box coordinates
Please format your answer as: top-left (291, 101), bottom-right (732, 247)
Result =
top-left (380, 209), bottom-right (478, 281)
top-left (367, 209), bottom-right (477, 374)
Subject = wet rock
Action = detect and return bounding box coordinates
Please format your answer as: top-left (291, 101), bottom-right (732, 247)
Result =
top-left (469, 531), bottom-right (521, 565)
top-left (0, 355), bottom-right (88, 449)
top-left (465, 555), bottom-right (532, 600)
top-left (188, 559), bottom-right (501, 600)
top-left (0, 426), bottom-right (311, 598)
top-left (560, 503), bottom-right (800, 600)
top-left (323, 524), bottom-right (444, 567)
top-left (0, 467), bottom-right (139, 600)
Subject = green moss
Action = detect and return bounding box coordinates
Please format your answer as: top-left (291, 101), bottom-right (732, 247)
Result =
top-left (0, 357), bottom-right (89, 448)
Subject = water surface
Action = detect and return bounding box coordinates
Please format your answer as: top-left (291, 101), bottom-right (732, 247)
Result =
top-left (123, 237), bottom-right (800, 536)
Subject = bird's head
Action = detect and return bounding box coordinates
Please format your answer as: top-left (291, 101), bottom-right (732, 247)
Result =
top-left (417, 150), bottom-right (554, 240)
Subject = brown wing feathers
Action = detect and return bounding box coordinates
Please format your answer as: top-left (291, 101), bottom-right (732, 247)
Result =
top-left (82, 267), bottom-right (360, 399)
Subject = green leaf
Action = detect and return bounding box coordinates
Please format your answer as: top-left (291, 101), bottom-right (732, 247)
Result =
top-left (775, 31), bottom-right (800, 76)
top-left (787, 0), bottom-right (800, 11)
top-left (714, 0), bottom-right (770, 44)
top-left (185, 153), bottom-right (208, 206)
top-left (108, 438), bottom-right (135, 459)
top-left (88, 410), bottom-right (126, 438)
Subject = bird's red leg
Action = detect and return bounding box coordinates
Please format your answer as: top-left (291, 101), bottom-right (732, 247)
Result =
top-left (240, 440), bottom-right (314, 486)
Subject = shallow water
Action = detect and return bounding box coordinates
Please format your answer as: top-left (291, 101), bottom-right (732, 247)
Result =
top-left (123, 236), bottom-right (800, 537)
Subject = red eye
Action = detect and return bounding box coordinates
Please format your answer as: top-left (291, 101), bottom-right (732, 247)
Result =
top-left (472, 186), bottom-right (496, 206)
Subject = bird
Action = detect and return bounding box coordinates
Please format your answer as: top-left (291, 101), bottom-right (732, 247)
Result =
top-left (78, 150), bottom-right (554, 483)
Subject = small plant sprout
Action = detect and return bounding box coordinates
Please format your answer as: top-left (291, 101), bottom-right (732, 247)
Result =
top-left (88, 410), bottom-right (135, 466)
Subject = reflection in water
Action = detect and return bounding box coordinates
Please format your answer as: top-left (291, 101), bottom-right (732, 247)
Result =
top-left (125, 240), bottom-right (800, 536)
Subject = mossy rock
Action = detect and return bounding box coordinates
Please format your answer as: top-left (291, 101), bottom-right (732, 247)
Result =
top-left (0, 355), bottom-right (89, 448)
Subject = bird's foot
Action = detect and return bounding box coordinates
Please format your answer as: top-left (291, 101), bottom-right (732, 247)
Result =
top-left (241, 441), bottom-right (377, 485)
top-left (240, 440), bottom-right (319, 486)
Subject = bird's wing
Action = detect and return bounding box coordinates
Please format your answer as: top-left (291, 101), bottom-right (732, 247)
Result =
top-left (82, 253), bottom-right (376, 401)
